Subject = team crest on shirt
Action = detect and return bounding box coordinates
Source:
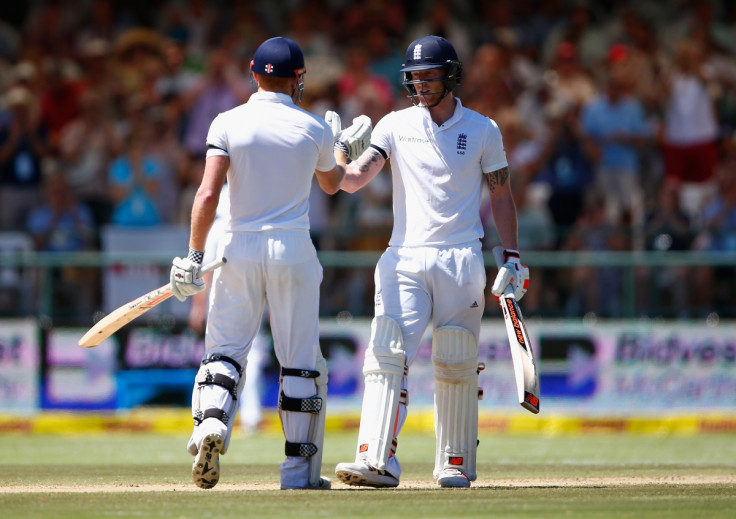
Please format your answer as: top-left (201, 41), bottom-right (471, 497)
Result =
top-left (457, 133), bottom-right (467, 155)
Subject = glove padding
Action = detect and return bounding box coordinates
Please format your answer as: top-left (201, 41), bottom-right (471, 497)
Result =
top-left (325, 110), bottom-right (372, 161)
top-left (170, 256), bottom-right (205, 302)
top-left (491, 251), bottom-right (530, 301)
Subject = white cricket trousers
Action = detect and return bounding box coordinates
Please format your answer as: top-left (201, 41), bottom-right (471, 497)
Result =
top-left (372, 242), bottom-right (486, 478)
top-left (374, 242), bottom-right (487, 362)
top-left (205, 230), bottom-right (323, 450)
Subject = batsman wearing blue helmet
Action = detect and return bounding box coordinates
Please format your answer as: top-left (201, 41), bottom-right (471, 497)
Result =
top-left (333, 35), bottom-right (529, 488)
top-left (169, 36), bottom-right (372, 490)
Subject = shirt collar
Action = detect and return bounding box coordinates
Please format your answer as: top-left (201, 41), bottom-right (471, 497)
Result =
top-left (419, 97), bottom-right (464, 130)
top-left (250, 91), bottom-right (294, 104)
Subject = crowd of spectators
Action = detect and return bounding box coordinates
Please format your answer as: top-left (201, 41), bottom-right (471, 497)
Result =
top-left (1, 0), bottom-right (736, 321)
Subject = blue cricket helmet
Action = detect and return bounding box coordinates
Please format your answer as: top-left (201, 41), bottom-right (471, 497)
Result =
top-left (400, 35), bottom-right (462, 106)
top-left (250, 37), bottom-right (306, 78)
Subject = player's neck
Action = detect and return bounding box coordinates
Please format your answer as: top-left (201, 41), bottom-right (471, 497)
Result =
top-left (426, 95), bottom-right (455, 127)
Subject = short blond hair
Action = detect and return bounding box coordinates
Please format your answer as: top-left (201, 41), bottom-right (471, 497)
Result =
top-left (255, 73), bottom-right (295, 93)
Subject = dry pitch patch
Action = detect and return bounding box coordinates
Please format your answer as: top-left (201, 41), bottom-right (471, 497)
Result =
top-left (2, 475), bottom-right (734, 493)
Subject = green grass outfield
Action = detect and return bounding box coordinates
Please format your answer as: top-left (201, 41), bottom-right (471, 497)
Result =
top-left (1, 424), bottom-right (734, 519)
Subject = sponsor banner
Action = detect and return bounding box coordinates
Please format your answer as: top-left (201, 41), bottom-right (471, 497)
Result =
top-left (0, 319), bottom-right (39, 411)
top-left (44, 328), bottom-right (118, 409)
top-left (10, 317), bottom-right (736, 413)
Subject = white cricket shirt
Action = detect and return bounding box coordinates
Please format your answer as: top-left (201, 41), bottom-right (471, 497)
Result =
top-left (205, 91), bottom-right (336, 232)
top-left (372, 98), bottom-right (508, 247)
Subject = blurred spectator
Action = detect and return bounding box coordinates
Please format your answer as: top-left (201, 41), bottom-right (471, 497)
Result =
top-left (76, 38), bottom-right (123, 111)
top-left (636, 181), bottom-right (694, 317)
top-left (181, 48), bottom-right (251, 157)
top-left (532, 101), bottom-right (598, 247)
top-left (541, 2), bottom-right (608, 69)
top-left (580, 70), bottom-right (653, 233)
top-left (0, 86), bottom-right (47, 229)
top-left (562, 190), bottom-right (628, 317)
top-left (510, 175), bottom-right (556, 315)
top-left (364, 26), bottom-right (405, 97)
top-left (693, 150), bottom-right (736, 314)
top-left (176, 154), bottom-right (205, 226)
top-left (108, 131), bottom-right (163, 227)
top-left (0, 16), bottom-right (20, 62)
top-left (74, 0), bottom-right (126, 52)
top-left (544, 41), bottom-right (598, 111)
top-left (336, 45), bottom-right (395, 123)
top-left (58, 89), bottom-right (121, 230)
top-left (38, 58), bottom-right (83, 153)
top-left (408, 0), bottom-right (472, 63)
top-left (112, 27), bottom-right (166, 100)
top-left (493, 107), bottom-right (544, 183)
top-left (462, 43), bottom-right (518, 118)
top-left (660, 39), bottom-right (720, 221)
top-left (146, 96), bottom-right (190, 224)
top-left (26, 167), bottom-right (97, 319)
top-left (155, 38), bottom-right (200, 99)
top-left (157, 0), bottom-right (221, 70)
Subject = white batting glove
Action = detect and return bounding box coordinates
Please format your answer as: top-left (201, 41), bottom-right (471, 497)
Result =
top-left (491, 249), bottom-right (530, 301)
top-left (326, 111), bottom-right (372, 161)
top-left (325, 110), bottom-right (342, 139)
top-left (170, 250), bottom-right (205, 302)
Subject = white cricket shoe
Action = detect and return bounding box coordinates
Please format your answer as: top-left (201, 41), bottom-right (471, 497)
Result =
top-left (437, 467), bottom-right (471, 488)
top-left (335, 461), bottom-right (399, 488)
top-left (192, 432), bottom-right (224, 489)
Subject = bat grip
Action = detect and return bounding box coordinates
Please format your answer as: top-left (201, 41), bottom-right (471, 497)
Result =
top-left (200, 257), bottom-right (227, 275)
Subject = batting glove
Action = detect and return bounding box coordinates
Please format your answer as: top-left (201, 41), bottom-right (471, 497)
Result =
top-left (325, 111), bottom-right (373, 161)
top-left (170, 249), bottom-right (205, 302)
top-left (491, 249), bottom-right (530, 301)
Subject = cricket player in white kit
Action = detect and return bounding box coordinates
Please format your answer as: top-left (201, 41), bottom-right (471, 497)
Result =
top-left (169, 36), bottom-right (371, 490)
top-left (334, 35), bottom-right (530, 488)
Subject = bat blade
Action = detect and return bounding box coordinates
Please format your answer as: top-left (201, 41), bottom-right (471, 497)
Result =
top-left (499, 294), bottom-right (540, 413)
top-left (78, 257), bottom-right (226, 348)
top-left (493, 246), bottom-right (540, 414)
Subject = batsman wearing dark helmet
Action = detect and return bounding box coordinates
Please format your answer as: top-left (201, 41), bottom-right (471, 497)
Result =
top-left (333, 35), bottom-right (529, 488)
top-left (170, 36), bottom-right (371, 490)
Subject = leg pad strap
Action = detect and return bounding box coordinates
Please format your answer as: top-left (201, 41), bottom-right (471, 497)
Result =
top-left (285, 441), bottom-right (319, 458)
top-left (279, 392), bottom-right (323, 413)
top-left (194, 407), bottom-right (230, 426)
top-left (198, 372), bottom-right (238, 399)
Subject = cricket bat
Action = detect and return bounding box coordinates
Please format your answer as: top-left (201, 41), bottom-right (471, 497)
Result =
top-left (492, 246), bottom-right (540, 414)
top-left (78, 257), bottom-right (227, 348)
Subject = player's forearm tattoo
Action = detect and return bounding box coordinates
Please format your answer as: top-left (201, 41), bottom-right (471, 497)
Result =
top-left (358, 148), bottom-right (383, 173)
top-left (485, 167), bottom-right (509, 193)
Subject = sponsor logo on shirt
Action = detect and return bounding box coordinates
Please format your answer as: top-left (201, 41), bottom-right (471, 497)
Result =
top-left (398, 135), bottom-right (430, 144)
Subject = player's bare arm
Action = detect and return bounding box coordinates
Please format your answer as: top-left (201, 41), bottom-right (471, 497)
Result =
top-left (190, 155), bottom-right (229, 251)
top-left (315, 162), bottom-right (346, 195)
top-left (486, 166), bottom-right (519, 251)
top-left (341, 147), bottom-right (386, 193)
top-left (485, 166), bottom-right (510, 194)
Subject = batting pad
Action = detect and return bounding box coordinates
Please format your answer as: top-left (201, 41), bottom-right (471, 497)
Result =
top-left (307, 352), bottom-right (328, 487)
top-left (190, 356), bottom-right (243, 456)
top-left (432, 326), bottom-right (479, 481)
top-left (356, 316), bottom-right (406, 471)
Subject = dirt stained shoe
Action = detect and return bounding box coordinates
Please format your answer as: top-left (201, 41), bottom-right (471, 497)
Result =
top-left (437, 467), bottom-right (471, 488)
top-left (335, 461), bottom-right (399, 488)
top-left (192, 432), bottom-right (224, 489)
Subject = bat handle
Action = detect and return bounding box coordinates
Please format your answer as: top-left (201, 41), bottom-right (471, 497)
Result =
top-left (200, 257), bottom-right (227, 275)
top-left (492, 246), bottom-right (516, 298)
